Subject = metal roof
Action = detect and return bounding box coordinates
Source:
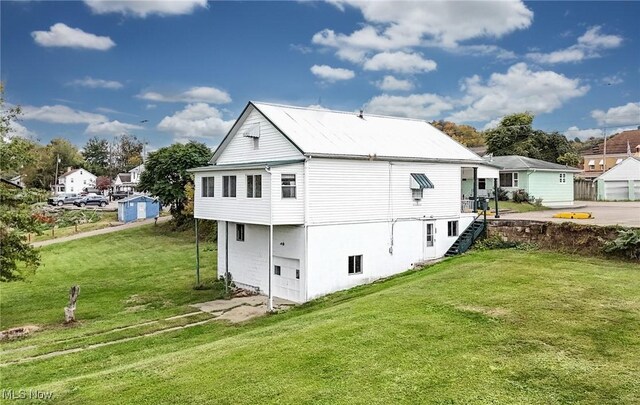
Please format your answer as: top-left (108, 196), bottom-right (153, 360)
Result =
top-left (487, 155), bottom-right (581, 172)
top-left (188, 159), bottom-right (305, 173)
top-left (251, 102), bottom-right (484, 162)
top-left (119, 194), bottom-right (158, 203)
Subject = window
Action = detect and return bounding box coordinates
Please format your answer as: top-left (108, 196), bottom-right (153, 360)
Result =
top-left (236, 224), bottom-right (245, 241)
top-left (559, 173), bottom-right (566, 184)
top-left (499, 172), bottom-right (518, 188)
top-left (295, 269), bottom-right (300, 279)
top-left (478, 178), bottom-right (486, 190)
top-left (223, 176), bottom-right (236, 197)
top-left (348, 255), bottom-right (362, 275)
top-left (448, 220), bottom-right (458, 237)
top-left (412, 188), bottom-right (423, 200)
top-left (246, 175), bottom-right (262, 198)
top-left (253, 137), bottom-right (259, 150)
top-left (426, 223), bottom-right (434, 247)
top-left (201, 177), bottom-right (215, 197)
top-left (281, 174), bottom-right (296, 198)
top-left (71, 178), bottom-right (74, 183)
top-left (274, 265), bottom-right (281, 276)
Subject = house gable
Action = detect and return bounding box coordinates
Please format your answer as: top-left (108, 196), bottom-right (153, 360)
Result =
top-left (596, 157), bottom-right (640, 181)
top-left (213, 104), bottom-right (303, 165)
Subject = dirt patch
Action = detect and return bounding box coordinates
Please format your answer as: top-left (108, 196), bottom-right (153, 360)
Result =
top-left (124, 304), bottom-right (150, 313)
top-left (124, 294), bottom-right (146, 305)
top-left (456, 305), bottom-right (511, 319)
top-left (0, 325), bottom-right (40, 341)
top-left (216, 305), bottom-right (269, 323)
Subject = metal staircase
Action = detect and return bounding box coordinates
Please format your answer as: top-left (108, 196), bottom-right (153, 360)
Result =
top-left (445, 215), bottom-right (486, 257)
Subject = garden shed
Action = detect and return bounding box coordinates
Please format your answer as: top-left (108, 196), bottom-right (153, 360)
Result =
top-left (118, 195), bottom-right (160, 223)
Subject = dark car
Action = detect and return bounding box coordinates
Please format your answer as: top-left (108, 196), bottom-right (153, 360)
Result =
top-left (111, 190), bottom-right (133, 200)
top-left (48, 193), bottom-right (81, 206)
top-left (73, 194), bottom-right (109, 208)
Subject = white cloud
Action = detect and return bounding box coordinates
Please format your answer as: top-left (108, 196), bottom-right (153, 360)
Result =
top-left (602, 75), bottom-right (624, 86)
top-left (22, 105), bottom-right (107, 124)
top-left (375, 75), bottom-right (414, 91)
top-left (307, 104), bottom-right (330, 110)
top-left (146, 104), bottom-right (157, 110)
top-left (564, 126), bottom-right (603, 141)
top-left (85, 120), bottom-right (143, 135)
top-left (447, 63), bottom-right (589, 123)
top-left (137, 86), bottom-right (231, 104)
top-left (363, 51), bottom-right (436, 74)
top-left (70, 77), bottom-right (123, 89)
top-left (313, 1), bottom-right (532, 60)
top-left (482, 117), bottom-right (503, 131)
top-left (591, 102), bottom-right (640, 126)
top-left (31, 23), bottom-right (115, 50)
top-left (365, 93), bottom-right (454, 119)
top-left (526, 26), bottom-right (623, 64)
top-left (84, 0), bottom-right (207, 17)
top-left (157, 103), bottom-right (234, 140)
top-left (7, 121), bottom-right (36, 139)
top-left (310, 64), bottom-right (355, 82)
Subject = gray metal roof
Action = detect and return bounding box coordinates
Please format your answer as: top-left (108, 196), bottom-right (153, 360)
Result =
top-left (187, 159), bottom-right (306, 173)
top-left (487, 155), bottom-right (581, 172)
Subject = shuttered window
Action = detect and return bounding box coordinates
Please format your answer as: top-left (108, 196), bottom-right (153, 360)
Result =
top-left (201, 177), bottom-right (214, 197)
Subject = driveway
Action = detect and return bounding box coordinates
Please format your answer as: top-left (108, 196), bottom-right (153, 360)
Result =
top-left (499, 201), bottom-right (640, 228)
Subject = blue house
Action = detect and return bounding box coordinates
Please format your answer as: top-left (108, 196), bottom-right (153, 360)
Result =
top-left (118, 195), bottom-right (160, 223)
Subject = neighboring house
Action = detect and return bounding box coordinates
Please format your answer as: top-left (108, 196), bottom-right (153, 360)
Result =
top-left (1, 178), bottom-right (24, 189)
top-left (9, 175), bottom-right (25, 188)
top-left (581, 129), bottom-right (640, 179)
top-left (487, 155), bottom-right (581, 207)
top-left (190, 102), bottom-right (500, 304)
top-left (117, 195), bottom-right (160, 223)
top-left (594, 157), bottom-right (640, 201)
top-left (54, 168), bottom-right (96, 193)
top-left (113, 164), bottom-right (145, 192)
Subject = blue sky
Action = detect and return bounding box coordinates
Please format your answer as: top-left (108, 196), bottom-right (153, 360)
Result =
top-left (2, 0), bottom-right (639, 150)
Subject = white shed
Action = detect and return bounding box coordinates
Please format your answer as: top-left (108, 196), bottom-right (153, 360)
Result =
top-left (595, 157), bottom-right (640, 200)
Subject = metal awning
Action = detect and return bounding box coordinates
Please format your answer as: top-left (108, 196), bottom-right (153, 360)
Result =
top-left (616, 158), bottom-right (623, 164)
top-left (410, 173), bottom-right (434, 189)
top-left (599, 159), bottom-right (604, 165)
top-left (587, 159), bottom-right (595, 165)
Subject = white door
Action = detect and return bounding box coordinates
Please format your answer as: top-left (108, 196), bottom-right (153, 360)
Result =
top-left (272, 256), bottom-right (302, 302)
top-left (137, 202), bottom-right (146, 219)
top-left (424, 222), bottom-right (436, 259)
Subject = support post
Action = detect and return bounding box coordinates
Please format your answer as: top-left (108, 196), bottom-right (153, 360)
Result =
top-left (494, 178), bottom-right (500, 218)
top-left (268, 224), bottom-right (273, 312)
top-left (225, 221), bottom-right (229, 293)
top-left (472, 167), bottom-right (478, 212)
top-left (195, 218), bottom-right (200, 286)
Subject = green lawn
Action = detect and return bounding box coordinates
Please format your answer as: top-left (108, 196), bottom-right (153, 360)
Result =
top-left (29, 211), bottom-right (119, 242)
top-left (1, 228), bottom-right (639, 404)
top-left (498, 200), bottom-right (549, 213)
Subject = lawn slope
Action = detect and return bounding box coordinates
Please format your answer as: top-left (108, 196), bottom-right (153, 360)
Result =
top-left (2, 238), bottom-right (638, 404)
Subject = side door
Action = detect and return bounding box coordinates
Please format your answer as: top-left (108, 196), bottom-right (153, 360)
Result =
top-left (272, 257), bottom-right (302, 302)
top-left (424, 221), bottom-right (436, 259)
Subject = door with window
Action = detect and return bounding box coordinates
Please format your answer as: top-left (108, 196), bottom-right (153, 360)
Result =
top-left (272, 257), bottom-right (302, 302)
top-left (424, 222), bottom-right (436, 259)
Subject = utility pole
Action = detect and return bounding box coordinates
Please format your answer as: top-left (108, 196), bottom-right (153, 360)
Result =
top-left (602, 126), bottom-right (607, 173)
top-left (54, 154), bottom-right (60, 193)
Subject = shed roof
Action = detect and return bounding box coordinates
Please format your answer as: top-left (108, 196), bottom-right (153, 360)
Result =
top-left (488, 155), bottom-right (581, 172)
top-left (247, 102), bottom-right (484, 162)
top-left (119, 194), bottom-right (158, 203)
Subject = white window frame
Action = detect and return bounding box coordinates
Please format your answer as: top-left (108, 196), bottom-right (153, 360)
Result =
top-left (201, 177), bottom-right (215, 197)
top-left (348, 255), bottom-right (363, 275)
top-left (448, 220), bottom-right (459, 237)
top-left (559, 173), bottom-right (566, 184)
top-left (281, 174), bottom-right (296, 199)
top-left (246, 175), bottom-right (262, 198)
top-left (223, 175), bottom-right (236, 198)
top-left (499, 172), bottom-right (519, 188)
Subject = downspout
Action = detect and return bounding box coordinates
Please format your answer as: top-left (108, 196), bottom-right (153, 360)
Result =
top-left (303, 157), bottom-right (310, 302)
top-left (225, 220), bottom-right (229, 293)
top-left (265, 165), bottom-right (273, 312)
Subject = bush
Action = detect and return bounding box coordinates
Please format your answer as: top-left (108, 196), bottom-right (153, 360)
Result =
top-left (512, 189), bottom-right (532, 203)
top-left (497, 187), bottom-right (510, 201)
top-left (603, 229), bottom-right (640, 260)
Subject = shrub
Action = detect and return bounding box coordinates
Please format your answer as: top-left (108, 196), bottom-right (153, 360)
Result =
top-left (497, 187), bottom-right (510, 201)
top-left (512, 189), bottom-right (532, 203)
top-left (603, 229), bottom-right (640, 260)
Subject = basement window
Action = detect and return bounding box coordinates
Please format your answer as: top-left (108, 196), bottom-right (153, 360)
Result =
top-left (559, 173), bottom-right (566, 184)
top-left (281, 174), bottom-right (296, 198)
top-left (246, 175), bottom-right (262, 198)
top-left (348, 255), bottom-right (362, 275)
top-left (236, 224), bottom-right (245, 242)
top-left (274, 265), bottom-right (281, 276)
top-left (223, 175), bottom-right (236, 197)
top-left (201, 177), bottom-right (215, 197)
top-left (448, 220), bottom-right (458, 237)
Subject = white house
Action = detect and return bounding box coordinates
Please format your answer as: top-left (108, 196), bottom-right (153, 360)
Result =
top-left (595, 157), bottom-right (640, 200)
top-left (54, 168), bottom-right (96, 193)
top-left (190, 102), bottom-right (500, 305)
top-left (113, 164), bottom-right (145, 192)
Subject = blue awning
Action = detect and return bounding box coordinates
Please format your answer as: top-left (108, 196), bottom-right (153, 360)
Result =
top-left (410, 173), bottom-right (434, 189)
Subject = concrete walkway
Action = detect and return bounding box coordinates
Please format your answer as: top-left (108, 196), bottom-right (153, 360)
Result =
top-left (192, 295), bottom-right (295, 323)
top-left (499, 201), bottom-right (640, 227)
top-left (32, 216), bottom-right (171, 248)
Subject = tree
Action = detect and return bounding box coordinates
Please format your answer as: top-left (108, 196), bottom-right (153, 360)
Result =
top-left (557, 152), bottom-right (581, 167)
top-left (431, 120), bottom-right (485, 147)
top-left (23, 138), bottom-right (84, 190)
top-left (138, 141), bottom-right (211, 224)
top-left (484, 113), bottom-right (578, 164)
top-left (96, 176), bottom-right (112, 191)
top-left (83, 136), bottom-right (110, 176)
top-left (114, 134), bottom-right (143, 174)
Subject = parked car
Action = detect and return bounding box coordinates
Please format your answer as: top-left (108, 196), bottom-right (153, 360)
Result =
top-left (111, 190), bottom-right (134, 200)
top-left (48, 193), bottom-right (81, 206)
top-left (73, 195), bottom-right (109, 207)
top-left (80, 188), bottom-right (102, 196)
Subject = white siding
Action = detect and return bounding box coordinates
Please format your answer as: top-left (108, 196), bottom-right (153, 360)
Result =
top-left (215, 109), bottom-right (302, 165)
top-left (307, 158), bottom-right (462, 225)
top-left (597, 158), bottom-right (640, 181)
top-left (271, 163), bottom-right (305, 225)
top-left (194, 170), bottom-right (272, 224)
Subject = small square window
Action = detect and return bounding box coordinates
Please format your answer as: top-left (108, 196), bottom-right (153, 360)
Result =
top-left (559, 173), bottom-right (566, 184)
top-left (448, 220), bottom-right (458, 237)
top-left (412, 188), bottom-right (423, 200)
top-left (274, 265), bottom-right (281, 276)
top-left (236, 224), bottom-right (245, 241)
top-left (348, 255), bottom-right (362, 275)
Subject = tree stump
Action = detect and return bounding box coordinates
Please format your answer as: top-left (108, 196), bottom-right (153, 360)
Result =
top-left (64, 285), bottom-right (80, 323)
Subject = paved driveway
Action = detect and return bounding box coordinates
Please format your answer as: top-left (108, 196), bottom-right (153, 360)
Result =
top-left (499, 201), bottom-right (640, 228)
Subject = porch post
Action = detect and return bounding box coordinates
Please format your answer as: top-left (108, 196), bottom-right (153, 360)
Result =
top-left (268, 224), bottom-right (273, 311)
top-left (195, 218), bottom-right (200, 286)
top-left (472, 167), bottom-right (478, 212)
top-left (225, 221), bottom-right (229, 293)
top-left (494, 179), bottom-right (500, 218)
